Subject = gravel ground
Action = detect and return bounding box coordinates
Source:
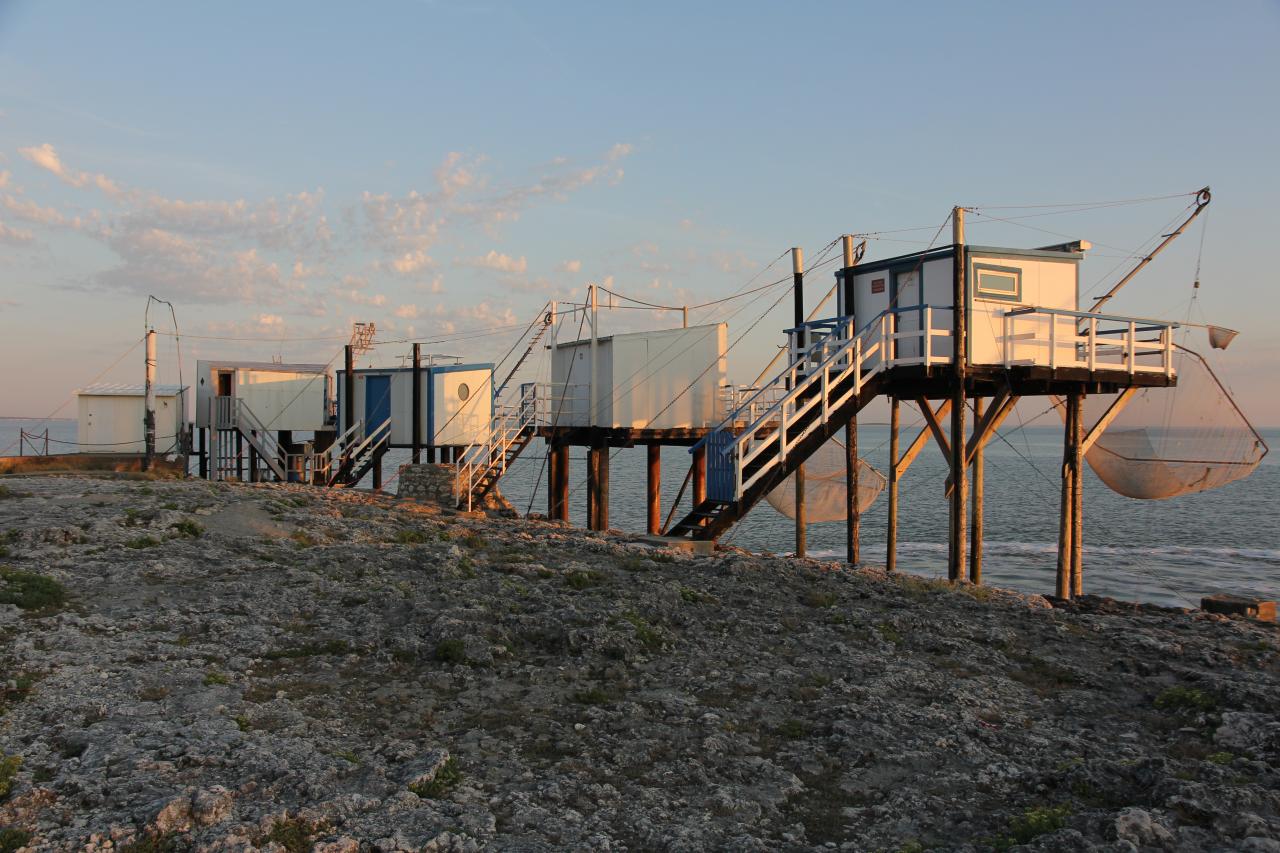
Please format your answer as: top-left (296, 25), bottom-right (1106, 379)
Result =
top-left (0, 475), bottom-right (1277, 852)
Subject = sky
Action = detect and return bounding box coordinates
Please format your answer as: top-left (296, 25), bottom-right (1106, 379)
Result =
top-left (1, 1), bottom-right (1278, 425)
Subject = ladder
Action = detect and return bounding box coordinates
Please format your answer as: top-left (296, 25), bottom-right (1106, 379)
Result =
top-left (493, 310), bottom-right (553, 399)
top-left (328, 418), bottom-right (392, 487)
top-left (209, 396), bottom-right (287, 482)
top-left (455, 384), bottom-right (539, 510)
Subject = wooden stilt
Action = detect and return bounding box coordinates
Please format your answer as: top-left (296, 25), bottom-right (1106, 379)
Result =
top-left (411, 343), bottom-right (422, 464)
top-left (598, 447), bottom-right (610, 531)
top-left (235, 432), bottom-right (244, 481)
top-left (948, 207), bottom-right (968, 583)
top-left (198, 428), bottom-right (207, 479)
top-left (547, 444), bottom-right (559, 519)
top-left (551, 445), bottom-right (569, 522)
top-left (969, 397), bottom-right (984, 584)
top-left (586, 448), bottom-right (599, 530)
top-left (692, 445), bottom-right (707, 505)
top-left (1056, 393), bottom-right (1076, 599)
top-left (887, 398), bottom-right (900, 573)
top-left (846, 417), bottom-right (859, 565)
top-left (795, 464), bottom-right (807, 558)
top-left (646, 444), bottom-right (661, 535)
top-left (1071, 390), bottom-right (1085, 597)
top-left (373, 454), bottom-right (383, 491)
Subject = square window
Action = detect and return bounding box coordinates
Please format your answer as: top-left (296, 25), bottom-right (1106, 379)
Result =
top-left (974, 264), bottom-right (1022, 302)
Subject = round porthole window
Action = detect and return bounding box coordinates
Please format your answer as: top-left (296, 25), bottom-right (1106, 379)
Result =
top-left (457, 382), bottom-right (471, 402)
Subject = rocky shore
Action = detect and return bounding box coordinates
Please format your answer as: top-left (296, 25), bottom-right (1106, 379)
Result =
top-left (0, 475), bottom-right (1277, 852)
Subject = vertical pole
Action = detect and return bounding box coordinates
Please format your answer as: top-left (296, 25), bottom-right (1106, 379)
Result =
top-left (373, 453), bottom-right (383, 491)
top-left (1056, 393), bottom-right (1076, 599)
top-left (586, 447), bottom-right (597, 530)
top-left (682, 306), bottom-right (688, 329)
top-left (792, 246), bottom-right (806, 558)
top-left (412, 343), bottom-right (422, 464)
top-left (344, 345), bottom-right (355, 436)
top-left (842, 234), bottom-right (859, 566)
top-left (948, 207), bottom-right (968, 582)
top-left (235, 432), bottom-right (244, 481)
top-left (598, 446), bottom-right (610, 531)
top-left (198, 427), bottom-right (208, 479)
top-left (647, 444), bottom-right (661, 535)
top-left (692, 444), bottom-right (707, 506)
top-left (969, 396), bottom-right (985, 584)
top-left (887, 398), bottom-right (900, 572)
top-left (547, 443), bottom-right (559, 519)
top-left (589, 284), bottom-right (598, 428)
top-left (143, 329), bottom-right (156, 471)
top-left (1071, 390), bottom-right (1085, 597)
top-left (555, 446), bottom-right (569, 522)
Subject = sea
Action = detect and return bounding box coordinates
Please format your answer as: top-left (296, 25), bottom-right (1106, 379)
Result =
top-left (3, 416), bottom-right (1277, 609)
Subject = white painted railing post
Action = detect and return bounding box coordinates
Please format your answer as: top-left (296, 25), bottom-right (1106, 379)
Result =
top-left (1049, 313), bottom-right (1057, 370)
top-left (1164, 326), bottom-right (1174, 377)
top-left (1088, 318), bottom-right (1097, 371)
top-left (924, 306), bottom-right (932, 365)
top-left (1003, 313), bottom-right (1011, 368)
top-left (1127, 321), bottom-right (1136, 375)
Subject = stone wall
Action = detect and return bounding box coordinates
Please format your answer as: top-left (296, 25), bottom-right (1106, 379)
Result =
top-left (396, 463), bottom-right (516, 516)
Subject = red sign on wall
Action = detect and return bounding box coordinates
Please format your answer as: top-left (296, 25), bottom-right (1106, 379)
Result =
top-left (871, 278), bottom-right (885, 294)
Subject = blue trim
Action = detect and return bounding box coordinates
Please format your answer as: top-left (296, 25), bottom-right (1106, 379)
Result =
top-left (973, 263), bottom-right (1023, 303)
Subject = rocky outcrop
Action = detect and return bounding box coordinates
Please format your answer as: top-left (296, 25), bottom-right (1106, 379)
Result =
top-left (0, 476), bottom-right (1276, 851)
top-left (396, 463), bottom-right (516, 517)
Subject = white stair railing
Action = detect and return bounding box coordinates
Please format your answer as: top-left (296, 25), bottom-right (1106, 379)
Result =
top-left (455, 385), bottom-right (541, 510)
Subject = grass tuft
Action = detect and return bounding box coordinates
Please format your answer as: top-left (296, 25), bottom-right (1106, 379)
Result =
top-left (0, 754), bottom-right (20, 800)
top-left (0, 829), bottom-right (32, 853)
top-left (1154, 686), bottom-right (1217, 714)
top-left (0, 568), bottom-right (66, 612)
top-left (434, 638), bottom-right (466, 665)
top-left (125, 535), bottom-right (161, 549)
top-left (169, 518), bottom-right (203, 538)
top-left (408, 756), bottom-right (462, 798)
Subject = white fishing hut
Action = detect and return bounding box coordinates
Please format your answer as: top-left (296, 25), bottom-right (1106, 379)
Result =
top-left (550, 323), bottom-right (728, 429)
top-left (76, 383), bottom-right (187, 454)
top-left (840, 243), bottom-right (1090, 368)
top-left (336, 362), bottom-right (494, 448)
top-left (194, 361), bottom-right (332, 431)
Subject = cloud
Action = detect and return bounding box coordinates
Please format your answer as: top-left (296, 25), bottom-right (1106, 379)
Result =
top-left (387, 248), bottom-right (433, 274)
top-left (459, 249), bottom-right (527, 274)
top-left (394, 304), bottom-right (420, 319)
top-left (556, 259), bottom-right (582, 273)
top-left (0, 171), bottom-right (8, 189)
top-left (19, 142), bottom-right (122, 196)
top-left (0, 222), bottom-right (34, 246)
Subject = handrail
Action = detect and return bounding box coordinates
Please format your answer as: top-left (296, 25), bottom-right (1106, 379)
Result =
top-left (1002, 307), bottom-right (1177, 377)
top-left (1005, 305), bottom-right (1181, 328)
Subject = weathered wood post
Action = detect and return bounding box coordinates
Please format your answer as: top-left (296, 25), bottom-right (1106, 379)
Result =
top-left (198, 427), bottom-right (207, 479)
top-left (887, 398), bottom-right (900, 572)
top-left (547, 443), bottom-right (559, 518)
top-left (842, 235), bottom-right (860, 566)
top-left (692, 444), bottom-right (707, 506)
top-left (792, 246), bottom-right (806, 558)
top-left (598, 446), bottom-right (610, 531)
top-left (344, 345), bottom-right (355, 437)
top-left (1071, 390), bottom-right (1085, 597)
top-left (143, 328), bottom-right (156, 471)
top-left (1056, 393), bottom-right (1077, 599)
top-left (969, 396), bottom-right (985, 584)
top-left (948, 207), bottom-right (968, 582)
top-left (647, 444), bottom-right (661, 535)
top-left (412, 343), bottom-right (422, 465)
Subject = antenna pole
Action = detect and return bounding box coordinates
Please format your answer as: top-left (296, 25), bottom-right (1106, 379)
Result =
top-left (1091, 187), bottom-right (1211, 313)
top-left (143, 328), bottom-right (156, 471)
top-left (949, 207), bottom-right (968, 582)
top-left (791, 247), bottom-right (806, 558)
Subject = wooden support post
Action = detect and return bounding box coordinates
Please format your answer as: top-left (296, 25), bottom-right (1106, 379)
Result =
top-left (646, 444), bottom-right (661, 535)
top-left (427, 445), bottom-right (436, 464)
top-left (969, 397), bottom-right (984, 585)
top-left (846, 417), bottom-right (859, 565)
top-left (344, 345), bottom-right (355, 437)
top-left (547, 444), bottom-right (559, 519)
top-left (948, 206), bottom-right (968, 582)
top-left (692, 445), bottom-right (707, 506)
top-left (1056, 393), bottom-right (1076, 599)
top-left (792, 246), bottom-right (806, 558)
top-left (598, 447), bottom-right (610, 531)
top-left (887, 398), bottom-right (900, 572)
top-left (198, 428), bottom-right (207, 479)
top-left (235, 432), bottom-right (244, 481)
top-left (373, 453), bottom-right (383, 491)
top-left (249, 439), bottom-right (259, 483)
top-left (1071, 390), bottom-right (1085, 597)
top-left (411, 343), bottom-right (422, 465)
top-left (550, 445), bottom-right (569, 522)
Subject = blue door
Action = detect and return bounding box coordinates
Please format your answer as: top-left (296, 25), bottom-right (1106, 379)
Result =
top-left (364, 375), bottom-right (391, 438)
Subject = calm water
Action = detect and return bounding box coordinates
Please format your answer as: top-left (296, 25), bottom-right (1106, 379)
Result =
top-left (4, 417), bottom-right (1276, 608)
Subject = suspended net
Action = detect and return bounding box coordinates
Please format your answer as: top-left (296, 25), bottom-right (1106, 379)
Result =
top-left (1076, 344), bottom-right (1268, 500)
top-left (765, 436), bottom-right (887, 521)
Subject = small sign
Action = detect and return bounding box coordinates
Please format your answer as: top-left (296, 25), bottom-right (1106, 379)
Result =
top-left (871, 278), bottom-right (885, 294)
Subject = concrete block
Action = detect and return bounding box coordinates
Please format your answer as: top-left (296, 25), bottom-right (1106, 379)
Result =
top-left (1202, 594), bottom-right (1276, 622)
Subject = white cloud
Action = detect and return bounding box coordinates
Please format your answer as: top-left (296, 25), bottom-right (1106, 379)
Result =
top-left (0, 170), bottom-right (9, 189)
top-left (19, 142), bottom-right (122, 196)
top-left (394, 304), bottom-right (420, 319)
top-left (0, 222), bottom-right (34, 246)
top-left (459, 249), bottom-right (527, 274)
top-left (556, 259), bottom-right (582, 273)
top-left (389, 248), bottom-right (433, 274)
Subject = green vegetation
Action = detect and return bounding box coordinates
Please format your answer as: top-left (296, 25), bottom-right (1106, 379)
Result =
top-left (572, 687), bottom-right (612, 705)
top-left (169, 518), bottom-right (203, 538)
top-left (801, 589), bottom-right (838, 608)
top-left (264, 818), bottom-right (318, 853)
top-left (203, 670), bottom-right (231, 686)
top-left (875, 622), bottom-right (904, 644)
top-left (1155, 686), bottom-right (1217, 714)
top-left (0, 754), bottom-right (20, 800)
top-left (262, 639), bottom-right (350, 660)
top-left (125, 535), bottom-right (161, 549)
top-left (333, 749), bottom-right (360, 764)
top-left (1207, 751), bottom-right (1235, 765)
top-left (564, 569), bottom-right (604, 590)
top-left (0, 829), bottom-right (31, 853)
top-left (0, 485), bottom-right (29, 500)
top-left (679, 586), bottom-right (710, 604)
top-left (392, 528), bottom-right (430, 544)
top-left (434, 638), bottom-right (466, 664)
top-left (621, 611), bottom-right (663, 650)
top-left (291, 530), bottom-right (319, 548)
top-left (408, 756), bottom-right (462, 799)
top-left (460, 532), bottom-right (486, 550)
top-left (0, 568), bottom-right (66, 612)
top-left (991, 805), bottom-right (1070, 850)
top-left (776, 718), bottom-right (810, 739)
top-left (119, 832), bottom-right (178, 853)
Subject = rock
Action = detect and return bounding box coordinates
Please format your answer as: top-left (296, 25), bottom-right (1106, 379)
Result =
top-left (1113, 807), bottom-right (1175, 848)
top-left (191, 786), bottom-right (234, 827)
top-left (152, 793), bottom-right (193, 834)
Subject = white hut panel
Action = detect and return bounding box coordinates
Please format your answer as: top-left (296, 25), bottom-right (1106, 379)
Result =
top-left (551, 323), bottom-right (727, 430)
top-left (337, 365), bottom-right (493, 446)
top-left (845, 246), bottom-right (1082, 369)
top-left (195, 361), bottom-right (330, 431)
top-left (76, 384), bottom-right (186, 454)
